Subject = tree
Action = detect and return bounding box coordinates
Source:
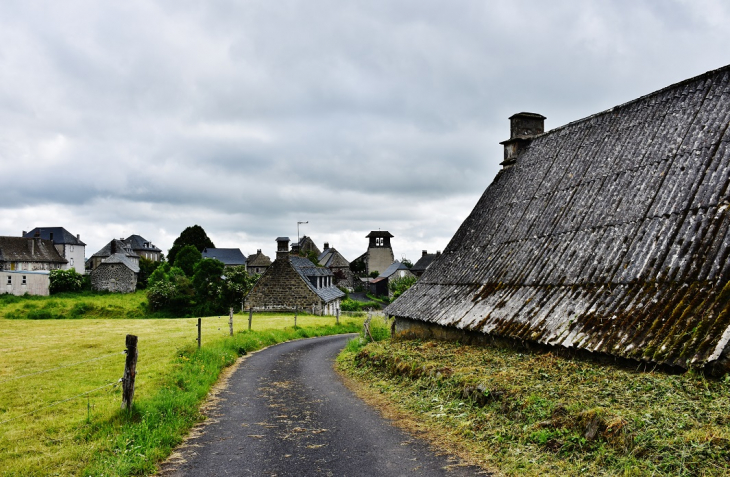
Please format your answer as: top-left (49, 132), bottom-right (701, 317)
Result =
top-left (49, 268), bottom-right (84, 294)
top-left (388, 275), bottom-right (417, 301)
top-left (401, 258), bottom-right (414, 269)
top-left (168, 225), bottom-right (215, 265)
top-left (175, 245), bottom-right (202, 277)
top-left (220, 266), bottom-right (259, 310)
top-left (136, 257), bottom-right (161, 290)
top-left (192, 258), bottom-right (225, 303)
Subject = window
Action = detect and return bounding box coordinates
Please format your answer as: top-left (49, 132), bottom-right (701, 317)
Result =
top-left (376, 237), bottom-right (383, 247)
top-left (22, 276), bottom-right (27, 286)
top-left (6, 276), bottom-right (10, 285)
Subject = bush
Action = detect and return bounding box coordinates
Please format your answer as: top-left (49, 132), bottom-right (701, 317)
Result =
top-left (49, 268), bottom-right (85, 294)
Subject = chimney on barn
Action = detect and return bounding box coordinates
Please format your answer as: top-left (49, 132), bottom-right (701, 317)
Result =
top-left (499, 112), bottom-right (546, 169)
top-left (276, 237), bottom-right (290, 260)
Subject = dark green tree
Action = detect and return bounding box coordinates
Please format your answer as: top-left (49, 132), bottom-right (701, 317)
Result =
top-left (136, 257), bottom-right (162, 290)
top-left (168, 225), bottom-right (215, 265)
top-left (175, 245), bottom-right (202, 277)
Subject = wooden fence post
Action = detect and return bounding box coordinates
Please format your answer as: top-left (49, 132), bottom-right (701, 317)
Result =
top-left (121, 334), bottom-right (138, 411)
top-left (229, 308), bottom-right (234, 336)
top-left (294, 306), bottom-right (298, 327)
top-left (197, 318), bottom-right (201, 349)
top-left (336, 308), bottom-right (340, 325)
top-left (248, 308), bottom-right (253, 330)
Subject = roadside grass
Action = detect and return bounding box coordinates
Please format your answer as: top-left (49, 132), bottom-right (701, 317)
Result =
top-left (0, 314), bottom-right (362, 476)
top-left (337, 339), bottom-right (730, 476)
top-left (0, 290), bottom-right (153, 320)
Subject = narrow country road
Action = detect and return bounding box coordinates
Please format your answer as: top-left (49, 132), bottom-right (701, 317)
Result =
top-left (159, 334), bottom-right (487, 476)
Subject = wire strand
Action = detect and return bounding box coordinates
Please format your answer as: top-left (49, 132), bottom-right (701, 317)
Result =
top-left (0, 352), bottom-right (125, 384)
top-left (0, 381), bottom-right (118, 426)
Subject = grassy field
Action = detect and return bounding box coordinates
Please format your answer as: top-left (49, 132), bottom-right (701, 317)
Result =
top-left (338, 339), bottom-right (730, 476)
top-left (0, 290), bottom-right (152, 320)
top-left (0, 302), bottom-right (363, 476)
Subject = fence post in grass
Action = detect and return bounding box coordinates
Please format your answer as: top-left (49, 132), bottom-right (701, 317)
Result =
top-left (197, 318), bottom-right (201, 349)
top-left (229, 307), bottom-right (234, 336)
top-left (294, 305), bottom-right (298, 327)
top-left (121, 334), bottom-right (138, 411)
top-left (248, 308), bottom-right (253, 330)
top-left (336, 308), bottom-right (340, 325)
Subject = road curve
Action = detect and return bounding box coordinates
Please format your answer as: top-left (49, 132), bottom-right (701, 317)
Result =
top-left (159, 334), bottom-right (487, 476)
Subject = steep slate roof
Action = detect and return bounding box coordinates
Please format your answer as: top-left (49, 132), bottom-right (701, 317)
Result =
top-left (24, 227), bottom-right (85, 246)
top-left (0, 237), bottom-right (67, 265)
top-left (124, 234), bottom-right (161, 253)
top-left (100, 253), bottom-right (140, 273)
top-left (202, 248), bottom-right (246, 266)
top-left (92, 239), bottom-right (139, 259)
top-left (318, 246), bottom-right (350, 268)
top-left (386, 65), bottom-right (730, 371)
top-left (290, 255), bottom-right (345, 303)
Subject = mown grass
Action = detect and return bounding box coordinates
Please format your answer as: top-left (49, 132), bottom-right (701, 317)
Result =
top-left (337, 339), bottom-right (730, 476)
top-left (0, 290), bottom-right (154, 320)
top-left (0, 313), bottom-right (362, 476)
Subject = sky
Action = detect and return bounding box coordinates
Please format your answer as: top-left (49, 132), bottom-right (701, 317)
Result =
top-left (1, 0), bottom-right (730, 264)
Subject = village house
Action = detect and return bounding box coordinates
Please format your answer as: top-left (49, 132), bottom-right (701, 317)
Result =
top-left (369, 260), bottom-right (415, 297)
top-left (245, 237), bottom-right (344, 315)
top-left (124, 234), bottom-right (162, 261)
top-left (202, 248), bottom-right (247, 267)
top-left (90, 253), bottom-right (139, 293)
top-left (0, 236), bottom-right (67, 296)
top-left (23, 227), bottom-right (85, 272)
top-left (410, 250), bottom-right (441, 278)
top-left (87, 239), bottom-right (139, 272)
top-left (246, 249), bottom-right (271, 276)
top-left (318, 242), bottom-right (353, 287)
top-left (386, 65), bottom-right (730, 374)
top-left (291, 235), bottom-right (321, 256)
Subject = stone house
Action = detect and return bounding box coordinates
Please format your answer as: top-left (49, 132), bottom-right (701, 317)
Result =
top-left (370, 260), bottom-right (415, 297)
top-left (90, 253), bottom-right (139, 293)
top-left (87, 239), bottom-right (139, 272)
top-left (0, 236), bottom-right (67, 272)
top-left (23, 227), bottom-right (85, 272)
top-left (245, 237), bottom-right (344, 315)
top-left (387, 64), bottom-right (730, 374)
top-left (202, 248), bottom-right (247, 267)
top-left (124, 234), bottom-right (162, 261)
top-left (246, 249), bottom-right (271, 276)
top-left (410, 250), bottom-right (441, 278)
top-left (318, 242), bottom-right (353, 287)
top-left (291, 235), bottom-right (321, 256)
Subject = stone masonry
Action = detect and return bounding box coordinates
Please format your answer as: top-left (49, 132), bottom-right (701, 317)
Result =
top-left (91, 263), bottom-right (137, 293)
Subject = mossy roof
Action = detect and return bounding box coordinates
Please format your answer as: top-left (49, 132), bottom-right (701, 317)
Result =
top-left (385, 64), bottom-right (730, 370)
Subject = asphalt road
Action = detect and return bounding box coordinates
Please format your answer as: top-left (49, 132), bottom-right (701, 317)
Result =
top-left (159, 334), bottom-right (487, 476)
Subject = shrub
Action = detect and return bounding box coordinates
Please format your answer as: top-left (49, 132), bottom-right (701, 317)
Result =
top-left (49, 268), bottom-right (84, 294)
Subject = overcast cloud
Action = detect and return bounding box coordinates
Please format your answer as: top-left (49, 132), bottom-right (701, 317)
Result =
top-left (1, 0), bottom-right (729, 262)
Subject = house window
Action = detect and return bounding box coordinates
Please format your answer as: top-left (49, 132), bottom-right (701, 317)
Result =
top-left (6, 276), bottom-right (10, 285)
top-left (22, 276), bottom-right (27, 286)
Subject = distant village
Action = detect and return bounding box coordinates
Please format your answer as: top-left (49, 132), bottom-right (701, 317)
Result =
top-left (0, 226), bottom-right (441, 314)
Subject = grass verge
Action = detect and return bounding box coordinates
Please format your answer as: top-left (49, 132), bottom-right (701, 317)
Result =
top-left (337, 339), bottom-right (730, 476)
top-left (0, 315), bottom-right (362, 476)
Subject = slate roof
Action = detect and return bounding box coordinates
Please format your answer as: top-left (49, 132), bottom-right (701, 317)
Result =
top-left (124, 234), bottom-right (161, 253)
top-left (202, 248), bottom-right (246, 266)
top-left (379, 260), bottom-right (410, 279)
top-left (24, 227), bottom-right (85, 246)
top-left (411, 252), bottom-right (440, 274)
top-left (0, 237), bottom-right (67, 265)
top-left (92, 239), bottom-right (139, 259)
top-left (100, 253), bottom-right (140, 273)
top-left (366, 231), bottom-right (394, 238)
top-left (386, 64), bottom-right (730, 371)
top-left (290, 255), bottom-right (345, 303)
top-left (318, 246), bottom-right (350, 268)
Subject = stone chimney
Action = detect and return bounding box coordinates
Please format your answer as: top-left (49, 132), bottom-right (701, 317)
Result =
top-left (111, 240), bottom-right (117, 255)
top-left (276, 237), bottom-right (290, 260)
top-left (324, 242), bottom-right (330, 250)
top-left (422, 250), bottom-right (428, 257)
top-left (499, 112), bottom-right (546, 169)
top-left (257, 249), bottom-right (261, 254)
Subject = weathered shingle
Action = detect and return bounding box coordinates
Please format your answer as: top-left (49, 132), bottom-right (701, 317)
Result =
top-left (386, 65), bottom-right (730, 370)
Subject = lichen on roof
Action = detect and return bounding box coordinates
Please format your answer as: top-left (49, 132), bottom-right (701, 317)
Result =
top-left (386, 64), bottom-right (730, 371)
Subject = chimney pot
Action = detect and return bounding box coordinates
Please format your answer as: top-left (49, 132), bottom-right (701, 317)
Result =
top-left (22, 230), bottom-right (27, 236)
top-left (257, 249), bottom-right (261, 254)
top-left (324, 242), bottom-right (329, 250)
top-left (422, 250), bottom-right (427, 257)
top-left (275, 237), bottom-right (290, 259)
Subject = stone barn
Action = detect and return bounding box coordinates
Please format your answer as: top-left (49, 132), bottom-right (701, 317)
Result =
top-left (245, 237), bottom-right (345, 315)
top-left (386, 64), bottom-right (730, 374)
top-left (90, 253), bottom-right (139, 293)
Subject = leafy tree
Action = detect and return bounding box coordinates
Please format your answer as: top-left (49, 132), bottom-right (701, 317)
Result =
top-left (350, 258), bottom-right (366, 277)
top-left (148, 262), bottom-right (171, 288)
top-left (136, 257), bottom-right (162, 290)
top-left (168, 225), bottom-right (215, 265)
top-left (401, 258), bottom-right (414, 269)
top-left (175, 245), bottom-right (202, 277)
top-left (388, 275), bottom-right (417, 301)
top-left (369, 271), bottom-right (379, 278)
top-left (49, 268), bottom-right (84, 294)
top-left (220, 266), bottom-right (259, 310)
top-left (192, 259), bottom-right (225, 303)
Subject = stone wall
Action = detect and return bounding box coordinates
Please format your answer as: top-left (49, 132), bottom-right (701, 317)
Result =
top-left (366, 247), bottom-right (394, 276)
top-left (245, 258), bottom-right (322, 311)
top-left (91, 264), bottom-right (137, 293)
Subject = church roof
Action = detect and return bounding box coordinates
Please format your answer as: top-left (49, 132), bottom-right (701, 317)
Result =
top-left (386, 64), bottom-right (730, 371)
